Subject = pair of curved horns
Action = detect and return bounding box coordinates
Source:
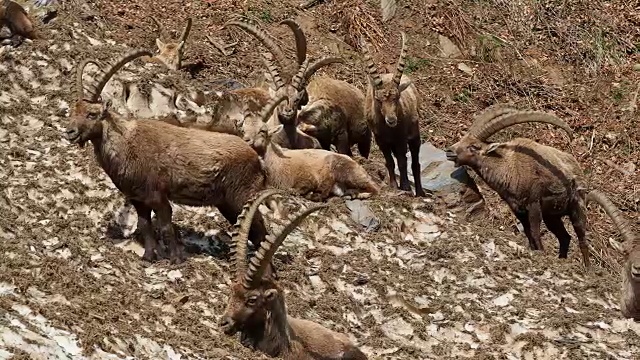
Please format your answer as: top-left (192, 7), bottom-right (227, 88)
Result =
top-left (226, 18), bottom-right (342, 93)
top-left (76, 50), bottom-right (153, 103)
top-left (361, 32), bottom-right (408, 89)
top-left (151, 16), bottom-right (192, 44)
top-left (586, 190), bottom-right (637, 247)
top-left (229, 189), bottom-right (327, 288)
top-left (468, 108), bottom-right (574, 142)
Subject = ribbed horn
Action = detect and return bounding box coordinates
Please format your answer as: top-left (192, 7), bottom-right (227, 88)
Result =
top-left (229, 189), bottom-right (282, 281)
top-left (224, 20), bottom-right (288, 73)
top-left (76, 59), bottom-right (99, 100)
top-left (360, 39), bottom-right (382, 88)
top-left (179, 18), bottom-right (192, 44)
top-left (290, 58), bottom-right (310, 91)
top-left (472, 110), bottom-right (574, 142)
top-left (261, 52), bottom-right (285, 90)
top-left (302, 57), bottom-right (345, 87)
top-left (89, 50), bottom-right (153, 102)
top-left (259, 95), bottom-right (289, 123)
top-left (393, 32), bottom-right (407, 86)
top-left (586, 190), bottom-right (636, 245)
top-left (468, 103), bottom-right (519, 133)
top-left (244, 203), bottom-right (327, 287)
top-left (150, 16), bottom-right (170, 42)
top-left (279, 19), bottom-right (307, 65)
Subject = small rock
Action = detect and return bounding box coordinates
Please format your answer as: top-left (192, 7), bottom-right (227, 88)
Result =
top-left (167, 270), bottom-right (182, 281)
top-left (492, 293), bottom-right (513, 307)
top-left (633, 64), bottom-right (640, 71)
top-left (457, 62), bottom-right (473, 75)
top-left (345, 200), bottom-right (380, 232)
top-left (439, 35), bottom-right (462, 58)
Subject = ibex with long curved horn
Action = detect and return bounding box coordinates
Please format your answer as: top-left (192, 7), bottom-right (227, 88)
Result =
top-left (224, 18), bottom-right (343, 149)
top-left (0, 0), bottom-right (39, 45)
top-left (148, 16), bottom-right (192, 70)
top-left (220, 190), bottom-right (368, 359)
top-left (65, 50), bottom-right (270, 264)
top-left (362, 32), bottom-right (425, 197)
top-left (586, 190), bottom-right (639, 320)
top-left (445, 105), bottom-right (591, 267)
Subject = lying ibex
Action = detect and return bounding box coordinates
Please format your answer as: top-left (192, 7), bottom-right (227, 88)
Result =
top-left (65, 50), bottom-right (269, 264)
top-left (362, 33), bottom-right (426, 197)
top-left (224, 18), bottom-right (343, 149)
top-left (297, 77), bottom-right (372, 158)
top-left (0, 0), bottom-right (38, 44)
top-left (246, 96), bottom-right (379, 201)
top-left (220, 189), bottom-right (368, 359)
top-left (148, 16), bottom-right (192, 70)
top-left (445, 106), bottom-right (591, 267)
top-left (586, 190), bottom-right (639, 320)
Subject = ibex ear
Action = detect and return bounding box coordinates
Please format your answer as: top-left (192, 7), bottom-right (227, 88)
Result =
top-left (484, 142), bottom-right (502, 155)
top-left (298, 122), bottom-right (317, 133)
top-left (398, 81), bottom-right (412, 93)
top-left (264, 289), bottom-right (278, 302)
top-left (268, 124), bottom-right (284, 136)
top-left (155, 38), bottom-right (165, 50)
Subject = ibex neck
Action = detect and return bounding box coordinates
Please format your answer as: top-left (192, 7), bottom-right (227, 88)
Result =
top-left (253, 296), bottom-right (292, 357)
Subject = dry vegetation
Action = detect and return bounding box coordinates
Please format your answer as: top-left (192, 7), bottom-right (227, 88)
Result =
top-left (0, 0), bottom-right (639, 358)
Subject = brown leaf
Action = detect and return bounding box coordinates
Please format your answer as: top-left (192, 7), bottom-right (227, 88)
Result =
top-left (381, 0), bottom-right (397, 22)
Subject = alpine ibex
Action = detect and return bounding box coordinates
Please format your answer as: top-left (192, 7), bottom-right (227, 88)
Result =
top-left (586, 190), bottom-right (639, 320)
top-left (245, 95), bottom-right (379, 201)
top-left (362, 32), bottom-right (426, 197)
top-left (220, 189), bottom-right (368, 359)
top-left (0, 0), bottom-right (38, 44)
top-left (445, 106), bottom-right (591, 267)
top-left (65, 50), bottom-right (269, 264)
top-left (148, 16), bottom-right (192, 70)
top-left (224, 18), bottom-right (343, 149)
top-left (297, 77), bottom-right (371, 158)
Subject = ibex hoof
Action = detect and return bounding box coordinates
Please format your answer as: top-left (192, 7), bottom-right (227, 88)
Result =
top-left (142, 250), bottom-right (157, 262)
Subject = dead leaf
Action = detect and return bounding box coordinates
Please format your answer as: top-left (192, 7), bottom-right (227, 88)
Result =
top-left (381, 0), bottom-right (397, 22)
top-left (439, 35), bottom-right (462, 58)
top-left (457, 62), bottom-right (473, 75)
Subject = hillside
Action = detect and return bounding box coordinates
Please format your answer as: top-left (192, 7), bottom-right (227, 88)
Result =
top-left (0, 0), bottom-right (639, 359)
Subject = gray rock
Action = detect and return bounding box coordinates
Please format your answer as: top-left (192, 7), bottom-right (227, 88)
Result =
top-left (345, 199), bottom-right (380, 232)
top-left (395, 141), bottom-right (473, 193)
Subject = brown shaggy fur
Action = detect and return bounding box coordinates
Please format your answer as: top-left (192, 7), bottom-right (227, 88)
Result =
top-left (0, 0), bottom-right (38, 43)
top-left (447, 126), bottom-right (590, 267)
top-left (257, 124), bottom-right (379, 201)
top-left (297, 77), bottom-right (371, 158)
top-left (221, 192), bottom-right (368, 359)
top-left (66, 100), bottom-right (268, 264)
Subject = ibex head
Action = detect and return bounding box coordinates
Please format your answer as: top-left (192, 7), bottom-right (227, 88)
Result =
top-left (219, 189), bottom-right (326, 337)
top-left (65, 50), bottom-right (153, 147)
top-left (241, 95), bottom-right (289, 155)
top-left (445, 105), bottom-right (574, 168)
top-left (150, 16), bottom-right (192, 70)
top-left (224, 19), bottom-right (344, 125)
top-left (362, 32), bottom-right (411, 128)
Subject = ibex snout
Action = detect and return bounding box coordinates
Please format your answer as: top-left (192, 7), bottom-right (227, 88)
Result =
top-left (65, 127), bottom-right (80, 142)
top-left (445, 148), bottom-right (457, 162)
top-left (219, 316), bottom-right (238, 335)
top-left (631, 262), bottom-right (640, 279)
top-left (384, 116), bottom-right (398, 127)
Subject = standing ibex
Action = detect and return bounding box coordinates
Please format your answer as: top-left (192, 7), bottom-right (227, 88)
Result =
top-left (362, 33), bottom-right (426, 197)
top-left (220, 189), bottom-right (368, 359)
top-left (65, 50), bottom-right (269, 264)
top-left (148, 16), bottom-right (192, 70)
top-left (224, 18), bottom-right (343, 149)
top-left (445, 106), bottom-right (591, 267)
top-left (297, 77), bottom-right (372, 158)
top-left (586, 190), bottom-right (639, 320)
top-left (0, 0), bottom-right (38, 45)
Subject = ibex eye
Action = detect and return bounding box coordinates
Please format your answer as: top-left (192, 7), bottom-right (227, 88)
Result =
top-left (246, 297), bottom-right (258, 306)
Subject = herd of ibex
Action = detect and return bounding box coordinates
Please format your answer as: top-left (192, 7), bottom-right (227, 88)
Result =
top-left (2, 2), bottom-right (635, 357)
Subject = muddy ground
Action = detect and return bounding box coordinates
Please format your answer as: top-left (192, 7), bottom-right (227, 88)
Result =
top-left (0, 0), bottom-right (639, 359)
